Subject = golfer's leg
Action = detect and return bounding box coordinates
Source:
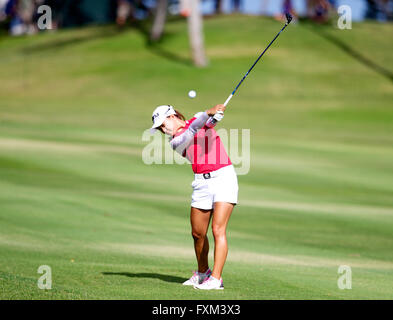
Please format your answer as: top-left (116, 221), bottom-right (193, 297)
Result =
top-left (211, 202), bottom-right (234, 279)
top-left (190, 207), bottom-right (212, 273)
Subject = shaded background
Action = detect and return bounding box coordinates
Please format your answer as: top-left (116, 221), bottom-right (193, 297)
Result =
top-left (1, 0), bottom-right (392, 35)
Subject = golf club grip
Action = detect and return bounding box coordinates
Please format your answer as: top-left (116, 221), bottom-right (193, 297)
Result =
top-left (224, 94), bottom-right (233, 107)
top-left (208, 94), bottom-right (232, 125)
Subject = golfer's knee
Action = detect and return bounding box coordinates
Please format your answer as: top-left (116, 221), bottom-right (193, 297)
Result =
top-left (212, 224), bottom-right (226, 239)
top-left (192, 229), bottom-right (206, 241)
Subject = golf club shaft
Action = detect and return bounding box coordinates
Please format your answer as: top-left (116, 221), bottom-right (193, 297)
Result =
top-left (223, 19), bottom-right (291, 107)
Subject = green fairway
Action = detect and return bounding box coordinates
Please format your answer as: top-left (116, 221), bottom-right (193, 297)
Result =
top-left (0, 15), bottom-right (393, 299)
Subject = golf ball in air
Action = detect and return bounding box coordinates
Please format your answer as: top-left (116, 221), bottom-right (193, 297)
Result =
top-left (188, 90), bottom-right (196, 98)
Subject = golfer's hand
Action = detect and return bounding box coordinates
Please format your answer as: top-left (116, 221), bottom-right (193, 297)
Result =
top-left (213, 110), bottom-right (224, 122)
top-left (207, 104), bottom-right (226, 116)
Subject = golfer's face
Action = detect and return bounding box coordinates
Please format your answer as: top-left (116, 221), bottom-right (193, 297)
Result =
top-left (160, 117), bottom-right (175, 135)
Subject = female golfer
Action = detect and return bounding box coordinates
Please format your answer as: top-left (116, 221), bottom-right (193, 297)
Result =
top-left (150, 104), bottom-right (238, 290)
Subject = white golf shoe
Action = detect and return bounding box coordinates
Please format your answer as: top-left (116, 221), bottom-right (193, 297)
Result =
top-left (182, 268), bottom-right (212, 286)
top-left (193, 276), bottom-right (224, 290)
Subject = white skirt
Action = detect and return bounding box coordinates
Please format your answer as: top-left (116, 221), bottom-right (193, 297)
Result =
top-left (191, 165), bottom-right (238, 210)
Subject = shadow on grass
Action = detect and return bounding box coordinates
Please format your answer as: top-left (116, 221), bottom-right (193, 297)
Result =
top-left (102, 272), bottom-right (187, 284)
top-left (23, 25), bottom-right (121, 54)
top-left (132, 20), bottom-right (192, 67)
top-left (306, 23), bottom-right (393, 83)
top-left (22, 19), bottom-right (192, 67)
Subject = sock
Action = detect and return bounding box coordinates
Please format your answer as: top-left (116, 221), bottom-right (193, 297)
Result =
top-left (200, 268), bottom-right (210, 275)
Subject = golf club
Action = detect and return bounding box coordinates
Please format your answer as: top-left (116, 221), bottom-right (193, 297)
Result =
top-left (222, 13), bottom-right (293, 108)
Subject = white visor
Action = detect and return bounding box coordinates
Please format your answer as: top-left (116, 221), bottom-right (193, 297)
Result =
top-left (150, 105), bottom-right (176, 134)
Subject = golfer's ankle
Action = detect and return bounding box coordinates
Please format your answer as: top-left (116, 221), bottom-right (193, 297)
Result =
top-left (211, 272), bottom-right (221, 279)
top-left (198, 266), bottom-right (209, 274)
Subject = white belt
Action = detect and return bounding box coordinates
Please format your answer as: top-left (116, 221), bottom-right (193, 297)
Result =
top-left (195, 172), bottom-right (215, 180)
top-left (194, 165), bottom-right (232, 180)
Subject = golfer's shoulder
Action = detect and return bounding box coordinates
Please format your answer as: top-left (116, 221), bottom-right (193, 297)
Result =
top-left (193, 112), bottom-right (205, 118)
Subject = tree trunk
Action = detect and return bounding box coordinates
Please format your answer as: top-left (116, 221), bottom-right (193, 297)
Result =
top-left (215, 0), bottom-right (222, 14)
top-left (150, 0), bottom-right (168, 41)
top-left (188, 0), bottom-right (207, 67)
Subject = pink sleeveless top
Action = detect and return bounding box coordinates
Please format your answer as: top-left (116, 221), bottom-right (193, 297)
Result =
top-left (173, 117), bottom-right (232, 174)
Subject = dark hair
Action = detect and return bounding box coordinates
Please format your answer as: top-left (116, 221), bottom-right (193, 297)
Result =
top-left (174, 110), bottom-right (185, 121)
top-left (157, 110), bottom-right (186, 134)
